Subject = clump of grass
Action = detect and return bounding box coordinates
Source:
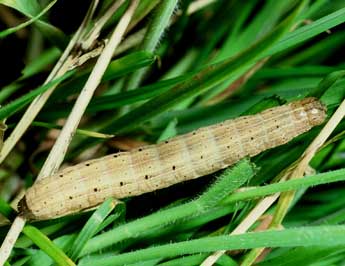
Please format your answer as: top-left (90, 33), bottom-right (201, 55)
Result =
top-left (0, 1), bottom-right (345, 266)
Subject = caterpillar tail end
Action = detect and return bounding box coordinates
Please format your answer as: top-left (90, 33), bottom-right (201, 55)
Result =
top-left (18, 196), bottom-right (35, 220)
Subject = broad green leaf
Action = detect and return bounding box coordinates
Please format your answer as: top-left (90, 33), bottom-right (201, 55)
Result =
top-left (0, 0), bottom-right (57, 38)
top-left (0, 0), bottom-right (41, 16)
top-left (0, 0), bottom-right (67, 47)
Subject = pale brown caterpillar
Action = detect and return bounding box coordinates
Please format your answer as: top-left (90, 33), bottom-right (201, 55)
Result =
top-left (19, 98), bottom-right (327, 220)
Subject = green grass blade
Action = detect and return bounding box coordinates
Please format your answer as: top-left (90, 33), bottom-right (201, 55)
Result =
top-left (22, 226), bottom-right (75, 266)
top-left (267, 6), bottom-right (345, 55)
top-left (30, 121), bottom-right (114, 139)
top-left (24, 234), bottom-right (76, 266)
top-left (103, 51), bottom-right (155, 81)
top-left (78, 225), bottom-right (345, 266)
top-left (68, 198), bottom-right (117, 261)
top-left (222, 168), bottom-right (345, 205)
top-left (0, 197), bottom-right (16, 221)
top-left (124, 0), bottom-right (179, 91)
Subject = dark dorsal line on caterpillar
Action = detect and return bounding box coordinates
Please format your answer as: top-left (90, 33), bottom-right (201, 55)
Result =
top-left (19, 98), bottom-right (327, 220)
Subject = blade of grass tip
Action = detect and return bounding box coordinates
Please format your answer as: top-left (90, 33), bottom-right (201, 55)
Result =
top-left (124, 0), bottom-right (179, 91)
top-left (21, 226), bottom-right (75, 266)
top-left (0, 0), bottom-right (99, 164)
top-left (80, 159), bottom-right (255, 255)
top-left (101, 0), bottom-right (307, 136)
top-left (69, 198), bottom-right (118, 261)
top-left (0, 0), bottom-right (57, 38)
top-left (79, 225), bottom-right (345, 266)
top-left (95, 202), bottom-right (126, 234)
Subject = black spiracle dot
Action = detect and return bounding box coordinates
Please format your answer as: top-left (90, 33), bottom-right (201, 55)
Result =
top-left (172, 165), bottom-right (176, 170)
top-left (120, 181), bottom-right (124, 186)
top-left (145, 175), bottom-right (149, 180)
top-left (250, 137), bottom-right (254, 140)
top-left (59, 174), bottom-right (63, 177)
top-left (113, 154), bottom-right (118, 158)
top-left (138, 148), bottom-right (143, 152)
top-left (94, 188), bottom-right (98, 192)
top-left (85, 163), bottom-right (90, 166)
top-left (69, 196), bottom-right (73, 200)
top-left (165, 140), bottom-right (169, 144)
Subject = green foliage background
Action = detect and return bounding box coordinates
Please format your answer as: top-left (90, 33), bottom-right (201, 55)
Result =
top-left (1, 0), bottom-right (345, 265)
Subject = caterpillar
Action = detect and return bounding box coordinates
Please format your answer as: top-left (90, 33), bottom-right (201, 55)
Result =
top-left (19, 97), bottom-right (327, 220)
